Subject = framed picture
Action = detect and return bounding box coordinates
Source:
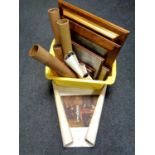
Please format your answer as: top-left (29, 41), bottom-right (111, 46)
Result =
top-left (53, 83), bottom-right (107, 147)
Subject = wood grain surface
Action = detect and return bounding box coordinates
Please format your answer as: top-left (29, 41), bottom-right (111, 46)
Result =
top-left (71, 32), bottom-right (107, 57)
top-left (63, 9), bottom-right (119, 40)
top-left (69, 20), bottom-right (121, 68)
top-left (97, 66), bottom-right (110, 80)
top-left (58, 0), bottom-right (129, 45)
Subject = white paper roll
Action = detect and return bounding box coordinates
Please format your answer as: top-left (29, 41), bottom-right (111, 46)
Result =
top-left (64, 52), bottom-right (85, 78)
top-left (80, 63), bottom-right (87, 74)
top-left (80, 63), bottom-right (93, 80)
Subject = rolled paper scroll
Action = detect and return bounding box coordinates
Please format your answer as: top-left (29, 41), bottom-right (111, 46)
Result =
top-left (79, 61), bottom-right (96, 78)
top-left (28, 44), bottom-right (77, 78)
top-left (48, 8), bottom-right (61, 45)
top-left (64, 52), bottom-right (86, 78)
top-left (80, 63), bottom-right (92, 80)
top-left (57, 18), bottom-right (72, 55)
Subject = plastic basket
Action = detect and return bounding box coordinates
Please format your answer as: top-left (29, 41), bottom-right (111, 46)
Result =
top-left (45, 40), bottom-right (117, 90)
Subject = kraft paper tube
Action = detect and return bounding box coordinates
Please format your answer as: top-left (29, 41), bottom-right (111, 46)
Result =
top-left (53, 45), bottom-right (64, 61)
top-left (64, 52), bottom-right (86, 78)
top-left (57, 19), bottom-right (73, 55)
top-left (53, 83), bottom-right (73, 146)
top-left (85, 86), bottom-right (107, 145)
top-left (48, 8), bottom-right (61, 45)
top-left (28, 44), bottom-right (76, 78)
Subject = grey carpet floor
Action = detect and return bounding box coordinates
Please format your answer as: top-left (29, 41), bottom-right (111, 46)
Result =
top-left (19, 0), bottom-right (135, 155)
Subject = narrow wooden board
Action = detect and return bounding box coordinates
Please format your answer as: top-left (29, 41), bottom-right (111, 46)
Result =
top-left (97, 66), bottom-right (110, 80)
top-left (63, 9), bottom-right (119, 40)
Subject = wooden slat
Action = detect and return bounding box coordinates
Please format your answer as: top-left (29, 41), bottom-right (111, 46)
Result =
top-left (97, 66), bottom-right (110, 80)
top-left (63, 9), bottom-right (119, 40)
top-left (69, 20), bottom-right (120, 51)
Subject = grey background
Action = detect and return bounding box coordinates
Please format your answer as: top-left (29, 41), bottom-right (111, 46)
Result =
top-left (19, 0), bottom-right (135, 155)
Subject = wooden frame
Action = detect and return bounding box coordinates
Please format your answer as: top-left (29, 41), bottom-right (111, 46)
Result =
top-left (70, 20), bottom-right (121, 68)
top-left (58, 0), bottom-right (129, 68)
top-left (71, 33), bottom-right (108, 58)
top-left (63, 8), bottom-right (119, 41)
top-left (58, 0), bottom-right (129, 45)
top-left (53, 82), bottom-right (107, 147)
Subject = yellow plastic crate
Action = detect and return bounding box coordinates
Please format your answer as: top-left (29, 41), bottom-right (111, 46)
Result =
top-left (45, 40), bottom-right (117, 90)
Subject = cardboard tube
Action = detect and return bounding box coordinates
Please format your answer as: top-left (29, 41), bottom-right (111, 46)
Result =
top-left (48, 8), bottom-right (61, 45)
top-left (28, 44), bottom-right (77, 78)
top-left (80, 61), bottom-right (95, 78)
top-left (80, 63), bottom-right (88, 75)
top-left (64, 52), bottom-right (85, 78)
top-left (57, 19), bottom-right (72, 55)
top-left (53, 45), bottom-right (64, 61)
top-left (80, 63), bottom-right (93, 80)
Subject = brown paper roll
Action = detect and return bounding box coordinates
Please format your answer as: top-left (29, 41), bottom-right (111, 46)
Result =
top-left (28, 44), bottom-right (77, 78)
top-left (48, 8), bottom-right (61, 45)
top-left (53, 45), bottom-right (64, 62)
top-left (57, 19), bottom-right (72, 55)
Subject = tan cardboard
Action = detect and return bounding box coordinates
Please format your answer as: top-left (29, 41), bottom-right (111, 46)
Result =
top-left (57, 18), bottom-right (72, 55)
top-left (48, 8), bottom-right (61, 45)
top-left (28, 44), bottom-right (77, 78)
top-left (53, 45), bottom-right (64, 61)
